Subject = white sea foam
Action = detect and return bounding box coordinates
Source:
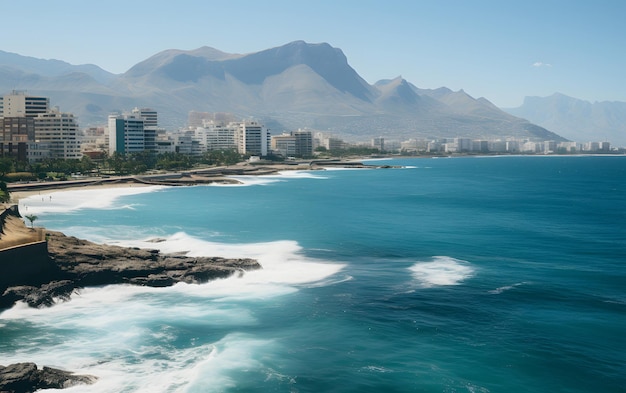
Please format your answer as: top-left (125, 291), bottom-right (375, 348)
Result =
top-left (409, 256), bottom-right (474, 288)
top-left (110, 232), bottom-right (346, 300)
top-left (276, 170), bottom-right (328, 179)
top-left (488, 282), bottom-right (527, 294)
top-left (211, 170), bottom-right (327, 187)
top-left (0, 229), bottom-right (339, 392)
top-left (0, 332), bottom-right (272, 393)
top-left (0, 206), bottom-right (344, 392)
top-left (18, 185), bottom-right (166, 215)
top-left (321, 167), bottom-right (369, 171)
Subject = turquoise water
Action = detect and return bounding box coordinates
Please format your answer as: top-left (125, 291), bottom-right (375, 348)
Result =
top-left (1, 156), bottom-right (625, 392)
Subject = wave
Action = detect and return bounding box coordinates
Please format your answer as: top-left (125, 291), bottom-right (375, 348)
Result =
top-left (210, 176), bottom-right (284, 187)
top-left (276, 170), bottom-right (328, 179)
top-left (114, 232), bottom-right (346, 294)
top-left (0, 230), bottom-right (344, 392)
top-left (409, 256), bottom-right (474, 288)
top-left (488, 282), bottom-right (527, 294)
top-left (210, 170), bottom-right (328, 187)
top-left (0, 316), bottom-right (274, 393)
top-left (18, 185), bottom-right (166, 215)
top-left (321, 167), bottom-right (369, 171)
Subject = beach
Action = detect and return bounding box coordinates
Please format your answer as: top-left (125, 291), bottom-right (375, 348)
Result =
top-left (5, 160), bottom-right (373, 204)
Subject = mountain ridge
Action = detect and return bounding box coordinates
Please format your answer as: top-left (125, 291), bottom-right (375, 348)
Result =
top-left (1, 41), bottom-right (567, 143)
top-left (505, 93), bottom-right (626, 146)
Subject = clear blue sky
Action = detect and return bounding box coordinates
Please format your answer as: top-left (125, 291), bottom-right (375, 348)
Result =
top-left (1, 0), bottom-right (624, 107)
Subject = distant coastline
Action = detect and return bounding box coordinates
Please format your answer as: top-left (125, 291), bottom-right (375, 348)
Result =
top-left (5, 159), bottom-right (387, 202)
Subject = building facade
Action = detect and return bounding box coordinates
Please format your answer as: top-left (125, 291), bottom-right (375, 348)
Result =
top-left (195, 122), bottom-right (238, 152)
top-left (0, 91), bottom-right (49, 118)
top-left (0, 117), bottom-right (35, 161)
top-left (34, 109), bottom-right (82, 160)
top-left (237, 121), bottom-right (269, 156)
top-left (108, 114), bottom-right (145, 154)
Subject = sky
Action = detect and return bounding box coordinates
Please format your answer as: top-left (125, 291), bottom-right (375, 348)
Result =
top-left (1, 0), bottom-right (625, 108)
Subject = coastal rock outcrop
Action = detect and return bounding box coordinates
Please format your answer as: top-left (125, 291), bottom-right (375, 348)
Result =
top-left (0, 363), bottom-right (97, 393)
top-left (0, 225), bottom-right (261, 310)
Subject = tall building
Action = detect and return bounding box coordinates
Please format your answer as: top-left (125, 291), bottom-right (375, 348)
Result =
top-left (294, 130), bottom-right (313, 157)
top-left (271, 130), bottom-right (313, 157)
top-left (371, 137), bottom-right (385, 152)
top-left (237, 121), bottom-right (269, 156)
top-left (271, 133), bottom-right (296, 157)
top-left (131, 107), bottom-right (158, 152)
top-left (108, 114), bottom-right (145, 154)
top-left (0, 91), bottom-right (49, 118)
top-left (34, 109), bottom-right (82, 160)
top-left (0, 117), bottom-right (35, 161)
top-left (195, 121), bottom-right (238, 152)
top-left (132, 107), bottom-right (158, 129)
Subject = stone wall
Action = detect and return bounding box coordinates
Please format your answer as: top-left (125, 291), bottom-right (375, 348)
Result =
top-left (0, 241), bottom-right (59, 293)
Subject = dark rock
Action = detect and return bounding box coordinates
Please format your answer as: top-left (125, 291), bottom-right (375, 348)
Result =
top-left (0, 363), bottom-right (96, 393)
top-left (0, 229), bottom-right (261, 310)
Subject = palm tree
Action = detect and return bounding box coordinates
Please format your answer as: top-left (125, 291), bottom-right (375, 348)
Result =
top-left (25, 214), bottom-right (38, 229)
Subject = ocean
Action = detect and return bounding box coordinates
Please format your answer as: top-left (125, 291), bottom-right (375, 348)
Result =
top-left (1, 155), bottom-right (625, 392)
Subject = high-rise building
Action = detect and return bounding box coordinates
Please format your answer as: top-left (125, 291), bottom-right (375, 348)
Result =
top-left (0, 117), bottom-right (35, 161)
top-left (131, 107), bottom-right (158, 152)
top-left (237, 121), bottom-right (269, 156)
top-left (271, 130), bottom-right (313, 157)
top-left (132, 107), bottom-right (158, 129)
top-left (271, 133), bottom-right (296, 157)
top-left (195, 121), bottom-right (238, 152)
top-left (371, 137), bottom-right (385, 152)
top-left (108, 114), bottom-right (145, 154)
top-left (0, 91), bottom-right (49, 118)
top-left (34, 109), bottom-right (82, 159)
top-left (294, 130), bottom-right (313, 157)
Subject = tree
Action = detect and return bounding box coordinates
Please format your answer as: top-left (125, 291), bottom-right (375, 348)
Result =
top-left (0, 157), bottom-right (13, 179)
top-left (25, 214), bottom-right (38, 229)
top-left (0, 181), bottom-right (9, 203)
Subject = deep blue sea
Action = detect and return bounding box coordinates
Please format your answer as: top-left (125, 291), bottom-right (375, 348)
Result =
top-left (2, 155), bottom-right (625, 392)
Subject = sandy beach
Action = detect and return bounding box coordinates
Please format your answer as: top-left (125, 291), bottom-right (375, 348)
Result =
top-left (8, 182), bottom-right (152, 204)
top-left (4, 160), bottom-right (374, 204)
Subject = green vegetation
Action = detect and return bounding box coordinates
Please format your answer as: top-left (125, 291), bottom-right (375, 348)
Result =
top-left (24, 214), bottom-right (38, 228)
top-left (0, 181), bottom-right (9, 203)
top-left (0, 149), bottom-right (245, 181)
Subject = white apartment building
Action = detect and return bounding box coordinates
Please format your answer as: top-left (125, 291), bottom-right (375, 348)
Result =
top-left (195, 121), bottom-right (238, 152)
top-left (33, 109), bottom-right (82, 159)
top-left (0, 91), bottom-right (49, 118)
top-left (172, 131), bottom-right (202, 155)
top-left (108, 114), bottom-right (145, 154)
top-left (371, 137), bottom-right (385, 151)
top-left (132, 107), bottom-right (158, 128)
top-left (237, 121), bottom-right (269, 156)
top-left (271, 130), bottom-right (313, 157)
top-left (271, 133), bottom-right (296, 157)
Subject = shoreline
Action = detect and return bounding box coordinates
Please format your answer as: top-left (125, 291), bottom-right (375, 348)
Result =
top-left (5, 160), bottom-right (378, 203)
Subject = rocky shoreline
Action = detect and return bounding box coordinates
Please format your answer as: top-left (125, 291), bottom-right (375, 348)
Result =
top-left (0, 363), bottom-right (97, 393)
top-left (1, 227), bottom-right (261, 310)
top-left (0, 207), bottom-right (261, 391)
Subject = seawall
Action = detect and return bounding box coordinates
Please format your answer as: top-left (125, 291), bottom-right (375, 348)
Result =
top-left (0, 206), bottom-right (60, 300)
top-left (0, 241), bottom-right (58, 291)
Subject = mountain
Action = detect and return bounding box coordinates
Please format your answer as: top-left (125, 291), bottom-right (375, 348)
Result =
top-left (0, 50), bottom-right (115, 84)
top-left (0, 41), bottom-right (564, 142)
top-left (505, 93), bottom-right (626, 147)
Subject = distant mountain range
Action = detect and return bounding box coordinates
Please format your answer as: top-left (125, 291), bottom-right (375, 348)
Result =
top-left (0, 41), bottom-right (573, 143)
top-left (505, 93), bottom-right (626, 147)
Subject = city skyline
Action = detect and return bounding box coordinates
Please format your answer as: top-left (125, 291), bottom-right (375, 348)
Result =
top-left (1, 0), bottom-right (625, 108)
